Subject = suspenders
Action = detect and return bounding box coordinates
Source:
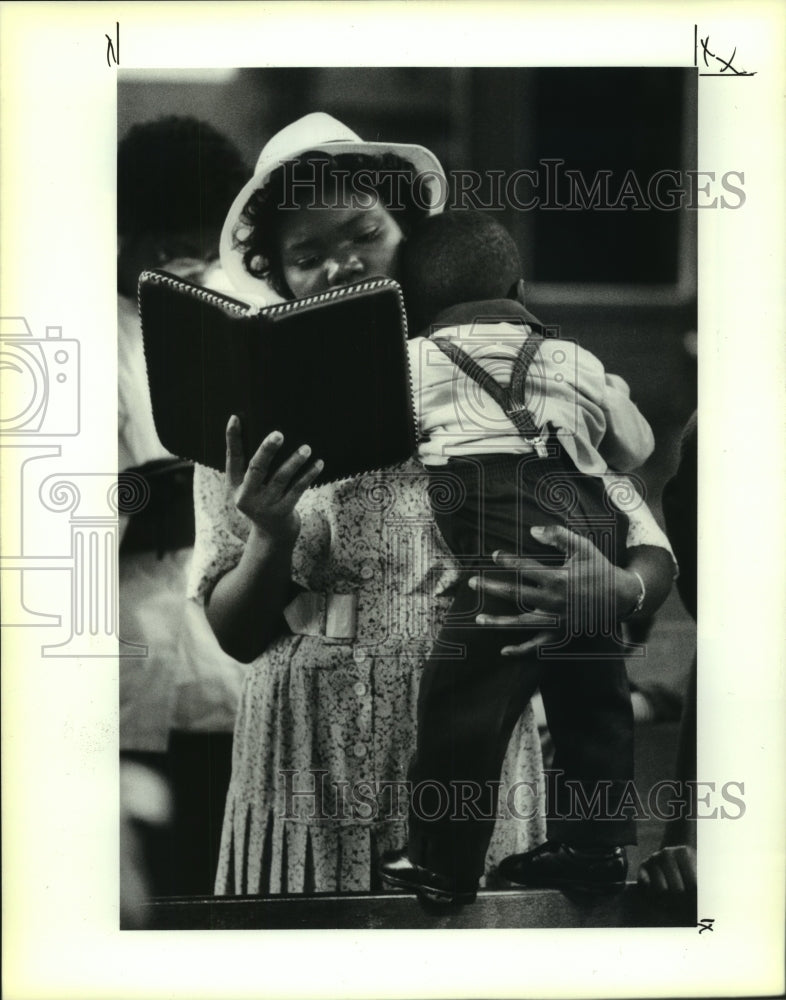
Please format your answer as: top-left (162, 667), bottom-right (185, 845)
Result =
top-left (432, 329), bottom-right (551, 459)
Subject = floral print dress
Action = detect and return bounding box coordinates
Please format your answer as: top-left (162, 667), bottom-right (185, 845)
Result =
top-left (189, 458), bottom-right (546, 895)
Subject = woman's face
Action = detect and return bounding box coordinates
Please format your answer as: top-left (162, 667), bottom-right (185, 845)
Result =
top-left (277, 190), bottom-right (405, 299)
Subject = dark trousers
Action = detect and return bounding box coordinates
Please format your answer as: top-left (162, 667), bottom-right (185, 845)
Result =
top-left (408, 451), bottom-right (636, 882)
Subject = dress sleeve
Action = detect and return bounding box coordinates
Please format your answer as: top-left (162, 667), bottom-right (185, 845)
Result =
top-left (603, 473), bottom-right (678, 574)
top-left (187, 463), bottom-right (250, 604)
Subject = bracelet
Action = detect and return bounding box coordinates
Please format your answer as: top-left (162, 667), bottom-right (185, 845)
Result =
top-left (621, 570), bottom-right (646, 621)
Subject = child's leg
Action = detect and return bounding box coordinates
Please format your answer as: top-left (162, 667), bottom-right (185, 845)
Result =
top-left (405, 453), bottom-right (637, 887)
top-left (408, 571), bottom-right (543, 881)
top-left (408, 456), bottom-right (551, 882)
top-left (539, 648), bottom-right (635, 847)
top-left (534, 465), bottom-right (635, 847)
top-left (495, 638), bottom-right (635, 894)
top-left (520, 458), bottom-right (637, 849)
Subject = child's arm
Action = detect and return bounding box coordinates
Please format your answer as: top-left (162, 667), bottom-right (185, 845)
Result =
top-left (571, 345), bottom-right (654, 472)
top-left (596, 371), bottom-right (655, 471)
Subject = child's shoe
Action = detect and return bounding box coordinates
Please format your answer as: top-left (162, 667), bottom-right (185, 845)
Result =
top-left (379, 849), bottom-right (477, 905)
top-left (498, 841), bottom-right (628, 895)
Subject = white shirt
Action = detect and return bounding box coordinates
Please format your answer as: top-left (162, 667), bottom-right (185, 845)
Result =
top-left (408, 320), bottom-right (654, 473)
top-left (407, 317), bottom-right (673, 558)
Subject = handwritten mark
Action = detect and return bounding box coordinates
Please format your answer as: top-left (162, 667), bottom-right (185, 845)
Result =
top-left (694, 25), bottom-right (756, 76)
top-left (105, 21), bottom-right (119, 67)
top-left (697, 918), bottom-right (715, 934)
top-left (701, 37), bottom-right (746, 75)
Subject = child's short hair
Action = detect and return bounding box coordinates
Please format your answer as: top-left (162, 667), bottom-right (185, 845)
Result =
top-left (399, 209), bottom-right (522, 334)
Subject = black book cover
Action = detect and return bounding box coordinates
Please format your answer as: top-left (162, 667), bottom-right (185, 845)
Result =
top-left (138, 271), bottom-right (416, 483)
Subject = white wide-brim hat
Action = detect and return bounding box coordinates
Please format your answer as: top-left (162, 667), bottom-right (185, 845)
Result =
top-left (220, 112), bottom-right (446, 295)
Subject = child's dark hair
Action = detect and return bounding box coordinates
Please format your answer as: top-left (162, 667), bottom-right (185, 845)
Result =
top-left (117, 116), bottom-right (248, 240)
top-left (234, 151), bottom-right (431, 299)
top-left (399, 210), bottom-right (522, 334)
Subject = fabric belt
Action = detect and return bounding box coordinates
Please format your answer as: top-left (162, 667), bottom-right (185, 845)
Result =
top-left (283, 591), bottom-right (358, 640)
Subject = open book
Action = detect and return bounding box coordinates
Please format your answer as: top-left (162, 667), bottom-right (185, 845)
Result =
top-left (138, 271), bottom-right (416, 483)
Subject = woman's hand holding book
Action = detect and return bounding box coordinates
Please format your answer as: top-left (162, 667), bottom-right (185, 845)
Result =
top-left (225, 415), bottom-right (323, 546)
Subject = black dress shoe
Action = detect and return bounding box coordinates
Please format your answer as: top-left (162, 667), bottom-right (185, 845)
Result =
top-left (497, 841), bottom-right (628, 895)
top-left (379, 849), bottom-right (477, 905)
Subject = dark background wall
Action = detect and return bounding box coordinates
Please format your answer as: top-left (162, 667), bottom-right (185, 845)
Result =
top-left (118, 66), bottom-right (697, 511)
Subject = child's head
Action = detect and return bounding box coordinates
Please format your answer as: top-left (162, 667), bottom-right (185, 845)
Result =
top-left (399, 209), bottom-right (522, 334)
top-left (117, 116), bottom-right (248, 296)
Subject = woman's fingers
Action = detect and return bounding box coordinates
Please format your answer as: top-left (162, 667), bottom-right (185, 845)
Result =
top-left (491, 525), bottom-right (597, 572)
top-left (529, 523), bottom-right (599, 558)
top-left (266, 443), bottom-right (320, 495)
top-left (492, 549), bottom-right (556, 580)
top-left (231, 427), bottom-right (323, 525)
top-left (237, 432), bottom-right (322, 498)
top-left (500, 629), bottom-right (554, 657)
top-left (286, 456), bottom-right (325, 501)
top-left (470, 572), bottom-right (562, 612)
top-left (225, 415), bottom-right (247, 490)
top-left (475, 610), bottom-right (557, 628)
top-left (244, 429), bottom-right (285, 484)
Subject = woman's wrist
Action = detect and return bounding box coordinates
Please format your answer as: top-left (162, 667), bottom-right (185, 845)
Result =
top-left (618, 568), bottom-right (646, 621)
top-left (620, 545), bottom-right (675, 620)
top-left (248, 514), bottom-right (301, 554)
top-left (615, 567), bottom-right (644, 620)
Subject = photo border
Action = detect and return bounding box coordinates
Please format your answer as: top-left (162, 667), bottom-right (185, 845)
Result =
top-left (2, 2), bottom-right (784, 998)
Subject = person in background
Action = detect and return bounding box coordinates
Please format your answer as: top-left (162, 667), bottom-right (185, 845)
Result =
top-left (117, 115), bottom-right (250, 896)
top-left (119, 760), bottom-right (172, 928)
top-left (637, 412), bottom-right (697, 896)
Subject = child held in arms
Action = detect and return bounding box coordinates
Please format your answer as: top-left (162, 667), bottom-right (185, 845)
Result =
top-left (380, 209), bottom-right (673, 904)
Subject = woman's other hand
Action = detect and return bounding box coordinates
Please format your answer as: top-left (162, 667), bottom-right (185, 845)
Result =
top-left (226, 416), bottom-right (323, 544)
top-left (637, 845), bottom-right (697, 896)
top-left (471, 524), bottom-right (671, 657)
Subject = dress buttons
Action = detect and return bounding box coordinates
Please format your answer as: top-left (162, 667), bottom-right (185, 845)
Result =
top-left (353, 647), bottom-right (367, 663)
top-left (353, 682), bottom-right (367, 698)
top-left (353, 742), bottom-right (367, 758)
top-left (360, 561), bottom-right (375, 580)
